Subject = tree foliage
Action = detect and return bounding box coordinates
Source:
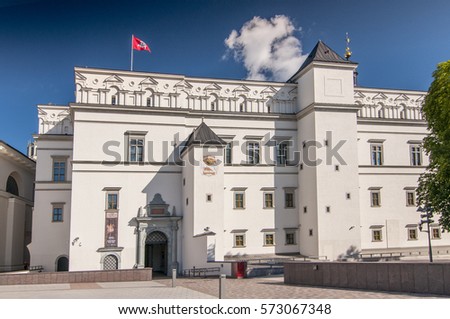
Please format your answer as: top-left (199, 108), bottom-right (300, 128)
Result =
top-left (417, 60), bottom-right (450, 231)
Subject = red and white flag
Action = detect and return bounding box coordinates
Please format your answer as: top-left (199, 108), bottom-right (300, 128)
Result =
top-left (132, 35), bottom-right (151, 52)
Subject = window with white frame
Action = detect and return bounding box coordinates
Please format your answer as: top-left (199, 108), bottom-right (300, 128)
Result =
top-left (277, 142), bottom-right (288, 165)
top-left (247, 142), bottom-right (260, 164)
top-left (372, 229), bottom-right (382, 242)
top-left (52, 156), bottom-right (68, 182)
top-left (284, 190), bottom-right (295, 208)
top-left (407, 227), bottom-right (418, 240)
top-left (406, 190), bottom-right (416, 206)
top-left (234, 192), bottom-right (245, 209)
top-left (285, 230), bottom-right (296, 245)
top-left (410, 144), bottom-right (422, 166)
top-left (431, 227), bottom-right (441, 239)
top-left (264, 233), bottom-right (275, 246)
top-left (263, 192), bottom-right (274, 208)
top-left (224, 142), bottom-right (232, 165)
top-left (126, 131), bottom-right (147, 163)
top-left (234, 234), bottom-right (245, 247)
top-left (52, 203), bottom-right (64, 222)
top-left (370, 189), bottom-right (381, 207)
top-left (370, 143), bottom-right (383, 166)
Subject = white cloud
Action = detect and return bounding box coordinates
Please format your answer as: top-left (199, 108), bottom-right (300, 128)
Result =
top-left (224, 15), bottom-right (307, 82)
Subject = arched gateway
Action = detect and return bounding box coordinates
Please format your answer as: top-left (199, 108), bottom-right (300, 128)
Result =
top-left (145, 231), bottom-right (168, 274)
top-left (136, 193), bottom-right (181, 275)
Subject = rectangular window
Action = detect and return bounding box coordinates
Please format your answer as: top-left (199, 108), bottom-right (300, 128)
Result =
top-left (432, 228), bottom-right (441, 239)
top-left (264, 193), bottom-right (274, 208)
top-left (146, 97), bottom-right (152, 107)
top-left (410, 145), bottom-right (422, 166)
top-left (225, 142), bottom-right (232, 165)
top-left (406, 191), bottom-right (416, 206)
top-left (129, 138), bottom-right (144, 162)
top-left (234, 234), bottom-right (245, 247)
top-left (371, 191), bottom-right (381, 207)
top-left (107, 193), bottom-right (118, 210)
top-left (372, 229), bottom-right (382, 242)
top-left (53, 160), bottom-right (66, 182)
top-left (247, 142), bottom-right (260, 164)
top-left (408, 228), bottom-right (418, 240)
top-left (371, 144), bottom-right (383, 166)
top-left (285, 232), bottom-right (295, 245)
top-left (206, 194), bottom-right (212, 202)
top-left (111, 95), bottom-right (117, 105)
top-left (52, 206), bottom-right (63, 222)
top-left (277, 142), bottom-right (288, 165)
top-left (264, 233), bottom-right (275, 246)
top-left (234, 192), bottom-right (245, 209)
top-left (285, 191), bottom-right (294, 208)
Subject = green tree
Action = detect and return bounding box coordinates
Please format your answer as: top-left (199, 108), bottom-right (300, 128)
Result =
top-left (417, 60), bottom-right (450, 231)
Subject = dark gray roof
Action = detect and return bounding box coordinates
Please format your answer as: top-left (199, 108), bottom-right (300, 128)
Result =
top-left (182, 122), bottom-right (226, 152)
top-left (288, 41), bottom-right (357, 82)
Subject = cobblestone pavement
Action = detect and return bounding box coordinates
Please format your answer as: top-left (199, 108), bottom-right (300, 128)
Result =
top-left (0, 281), bottom-right (214, 299)
top-left (0, 275), bottom-right (447, 299)
top-left (154, 275), bottom-right (447, 299)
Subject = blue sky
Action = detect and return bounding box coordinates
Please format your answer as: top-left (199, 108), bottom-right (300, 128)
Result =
top-left (1, 0), bottom-right (449, 153)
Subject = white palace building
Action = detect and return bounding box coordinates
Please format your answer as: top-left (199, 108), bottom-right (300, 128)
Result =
top-left (29, 41), bottom-right (450, 274)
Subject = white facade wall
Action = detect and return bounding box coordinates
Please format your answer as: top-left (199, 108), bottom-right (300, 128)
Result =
top-left (0, 142), bottom-right (35, 269)
top-left (29, 61), bottom-right (450, 273)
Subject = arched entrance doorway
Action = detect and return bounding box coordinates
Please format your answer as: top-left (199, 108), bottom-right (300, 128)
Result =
top-left (56, 256), bottom-right (69, 271)
top-left (145, 231), bottom-right (168, 274)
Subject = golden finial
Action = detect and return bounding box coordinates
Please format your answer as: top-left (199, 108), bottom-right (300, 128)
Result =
top-left (345, 32), bottom-right (352, 60)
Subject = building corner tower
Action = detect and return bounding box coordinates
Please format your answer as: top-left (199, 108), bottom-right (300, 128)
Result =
top-left (290, 41), bottom-right (361, 260)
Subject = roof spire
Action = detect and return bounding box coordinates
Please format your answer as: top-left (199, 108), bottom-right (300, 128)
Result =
top-left (345, 32), bottom-right (352, 61)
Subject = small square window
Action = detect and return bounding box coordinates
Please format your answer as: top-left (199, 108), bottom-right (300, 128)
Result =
top-left (264, 192), bottom-right (274, 208)
top-left (264, 233), bottom-right (275, 246)
top-left (309, 229), bottom-right (313, 237)
top-left (408, 228), bottom-right (418, 240)
top-left (335, 165), bottom-right (339, 171)
top-left (431, 228), bottom-right (441, 239)
top-left (52, 206), bottom-right (63, 222)
top-left (325, 206), bottom-right (331, 213)
top-left (346, 193), bottom-right (351, 200)
top-left (234, 234), bottom-right (245, 247)
top-left (303, 206), bottom-right (307, 213)
top-left (372, 229), bottom-right (382, 242)
top-left (299, 163), bottom-right (303, 170)
top-left (285, 232), bottom-right (295, 245)
top-left (206, 194), bottom-right (212, 202)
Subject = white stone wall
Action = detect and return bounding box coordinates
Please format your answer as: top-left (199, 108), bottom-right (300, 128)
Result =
top-left (0, 143), bottom-right (35, 269)
top-left (30, 65), bottom-right (450, 273)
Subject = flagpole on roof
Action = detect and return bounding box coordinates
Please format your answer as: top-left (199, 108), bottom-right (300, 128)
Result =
top-left (130, 35), bottom-right (134, 71)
